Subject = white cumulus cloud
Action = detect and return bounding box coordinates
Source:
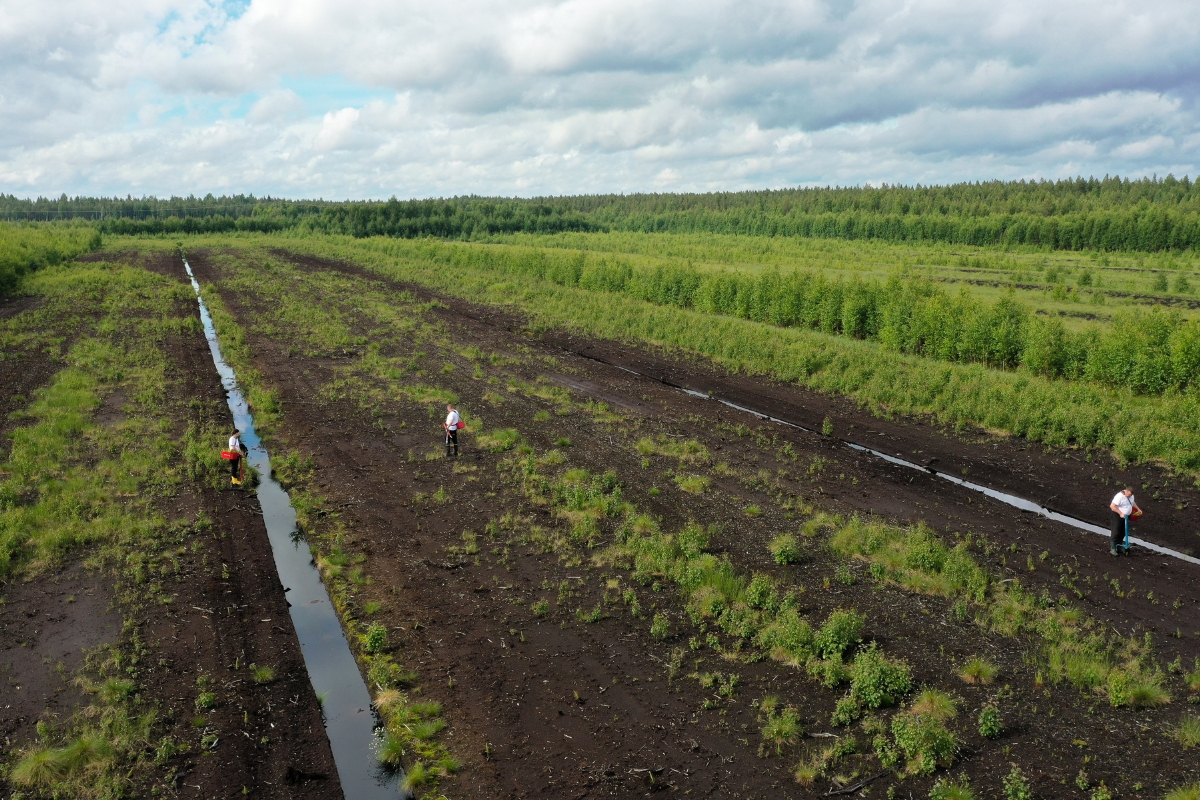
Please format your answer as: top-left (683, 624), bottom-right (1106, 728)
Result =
top-left (0, 0), bottom-right (1198, 198)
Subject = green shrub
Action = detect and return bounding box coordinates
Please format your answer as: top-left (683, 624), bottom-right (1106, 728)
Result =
top-left (769, 534), bottom-right (800, 565)
top-left (756, 607), bottom-right (813, 663)
top-left (650, 612), bottom-right (670, 640)
top-left (978, 704), bottom-right (1002, 738)
top-left (813, 609), bottom-right (865, 659)
top-left (848, 643), bottom-right (911, 709)
top-left (1165, 785), bottom-right (1200, 800)
top-left (891, 708), bottom-right (957, 776)
top-left (1002, 766), bottom-right (1032, 800)
top-left (364, 623), bottom-right (388, 654)
top-left (744, 574), bottom-right (780, 611)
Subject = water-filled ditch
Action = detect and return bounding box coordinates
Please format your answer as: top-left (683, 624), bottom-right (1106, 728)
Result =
top-left (183, 260), bottom-right (403, 799)
top-left (572, 350), bottom-right (1200, 567)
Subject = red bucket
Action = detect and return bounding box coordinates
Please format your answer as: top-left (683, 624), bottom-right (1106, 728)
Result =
top-left (220, 450), bottom-right (239, 460)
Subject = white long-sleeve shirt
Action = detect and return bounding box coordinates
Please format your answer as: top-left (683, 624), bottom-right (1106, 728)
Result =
top-left (229, 435), bottom-right (243, 453)
top-left (444, 410), bottom-right (460, 431)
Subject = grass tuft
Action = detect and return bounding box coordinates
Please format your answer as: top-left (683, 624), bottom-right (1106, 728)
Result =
top-left (250, 664), bottom-right (276, 684)
top-left (1175, 715), bottom-right (1200, 749)
top-left (959, 656), bottom-right (998, 685)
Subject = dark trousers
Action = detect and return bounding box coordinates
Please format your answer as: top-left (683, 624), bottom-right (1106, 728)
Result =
top-left (230, 455), bottom-right (241, 477)
top-left (1110, 510), bottom-right (1126, 549)
top-left (445, 429), bottom-right (458, 457)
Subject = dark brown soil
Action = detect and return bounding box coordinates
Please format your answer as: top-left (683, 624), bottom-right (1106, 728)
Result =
top-left (0, 251), bottom-right (341, 800)
top-left (0, 562), bottom-right (121, 748)
top-left (181, 246), bottom-right (1199, 800)
top-left (0, 296), bottom-right (61, 461)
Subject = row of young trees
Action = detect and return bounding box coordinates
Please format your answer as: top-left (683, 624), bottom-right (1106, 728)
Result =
top-left (0, 224), bottom-right (102, 297)
top-left (6, 176), bottom-right (1200, 251)
top-left (437, 244), bottom-right (1200, 396)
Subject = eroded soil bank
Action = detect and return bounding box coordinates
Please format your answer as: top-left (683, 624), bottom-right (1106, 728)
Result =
top-left (181, 245), bottom-right (1199, 800)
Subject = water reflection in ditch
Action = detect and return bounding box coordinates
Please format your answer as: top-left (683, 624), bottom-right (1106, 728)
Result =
top-left (580, 352), bottom-right (1200, 567)
top-left (183, 260), bottom-right (404, 799)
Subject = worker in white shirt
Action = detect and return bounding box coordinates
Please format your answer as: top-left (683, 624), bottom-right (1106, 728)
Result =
top-left (228, 429), bottom-right (248, 485)
top-left (1108, 487), bottom-right (1141, 556)
top-left (444, 404), bottom-right (461, 458)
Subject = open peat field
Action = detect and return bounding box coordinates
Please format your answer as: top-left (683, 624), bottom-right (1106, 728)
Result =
top-left (4, 235), bottom-right (1200, 800)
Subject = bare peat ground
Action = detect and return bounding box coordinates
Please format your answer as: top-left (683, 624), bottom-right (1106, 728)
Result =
top-left (0, 251), bottom-right (340, 800)
top-left (187, 246), bottom-right (1200, 800)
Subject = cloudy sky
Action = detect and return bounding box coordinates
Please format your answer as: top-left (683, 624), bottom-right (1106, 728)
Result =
top-left (2, 0), bottom-right (1198, 199)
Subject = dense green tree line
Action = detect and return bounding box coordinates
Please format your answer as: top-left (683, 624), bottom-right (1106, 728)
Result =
top-left (96, 215), bottom-right (290, 235)
top-left (5, 175), bottom-right (1200, 251)
top-left (312, 198), bottom-right (595, 238)
top-left (0, 224), bottom-right (102, 297)
top-left (425, 242), bottom-right (1200, 396)
top-left (0, 193), bottom-right (324, 221)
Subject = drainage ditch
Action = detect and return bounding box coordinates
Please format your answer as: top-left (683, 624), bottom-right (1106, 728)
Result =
top-left (568, 349), bottom-right (1200, 568)
top-left (184, 260), bottom-right (403, 799)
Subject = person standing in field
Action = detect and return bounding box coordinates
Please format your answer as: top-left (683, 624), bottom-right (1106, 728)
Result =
top-left (228, 429), bottom-right (248, 485)
top-left (1108, 487), bottom-right (1141, 556)
top-left (444, 403), bottom-right (461, 458)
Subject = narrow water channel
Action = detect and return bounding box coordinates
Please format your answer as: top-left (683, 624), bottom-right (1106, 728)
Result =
top-left (183, 260), bottom-right (402, 799)
top-left (579, 351), bottom-right (1200, 567)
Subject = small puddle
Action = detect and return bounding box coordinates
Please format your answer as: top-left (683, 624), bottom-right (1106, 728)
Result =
top-left (183, 260), bottom-right (403, 799)
top-left (572, 350), bottom-right (1200, 567)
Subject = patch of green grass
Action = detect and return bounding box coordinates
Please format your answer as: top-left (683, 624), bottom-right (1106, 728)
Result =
top-left (759, 705), bottom-right (801, 756)
top-left (1174, 715), bottom-right (1200, 749)
top-left (477, 428), bottom-right (523, 452)
top-left (829, 513), bottom-right (1168, 703)
top-left (929, 778), bottom-right (976, 800)
top-left (674, 474), bottom-right (710, 494)
top-left (403, 761), bottom-right (429, 791)
top-left (250, 664), bottom-right (276, 684)
top-left (959, 656), bottom-right (999, 685)
top-left (636, 435), bottom-right (710, 465)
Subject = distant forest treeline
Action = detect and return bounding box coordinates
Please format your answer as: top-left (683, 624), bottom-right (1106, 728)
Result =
top-left (4, 175), bottom-right (1200, 250)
